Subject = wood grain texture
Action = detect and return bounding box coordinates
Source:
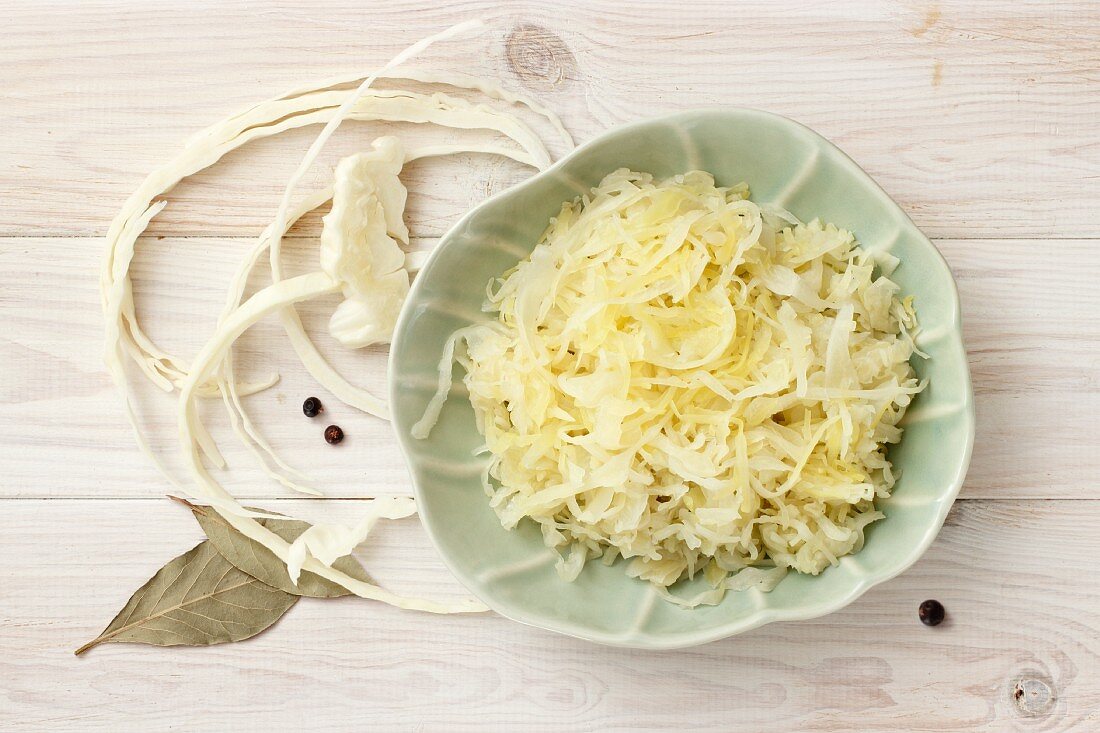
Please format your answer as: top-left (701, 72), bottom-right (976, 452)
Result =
top-left (2, 0), bottom-right (1099, 730)
top-left (2, 499), bottom-right (1098, 732)
top-left (0, 1), bottom-right (1097, 239)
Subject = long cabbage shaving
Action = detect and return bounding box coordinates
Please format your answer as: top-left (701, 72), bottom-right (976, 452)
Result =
top-left (103, 22), bottom-right (574, 613)
top-left (104, 79), bottom-right (569, 401)
top-left (172, 272), bottom-right (483, 612)
top-left (418, 169), bottom-right (925, 607)
top-left (174, 23), bottom-right (494, 613)
top-left (106, 80), bottom-right (569, 484)
top-left (101, 25), bottom-right (572, 412)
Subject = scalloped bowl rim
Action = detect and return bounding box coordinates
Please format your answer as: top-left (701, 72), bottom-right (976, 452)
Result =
top-left (389, 108), bottom-right (975, 649)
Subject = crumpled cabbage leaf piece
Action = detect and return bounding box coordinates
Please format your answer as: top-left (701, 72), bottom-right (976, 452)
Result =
top-left (320, 136), bottom-right (411, 348)
top-left (286, 497), bottom-right (417, 585)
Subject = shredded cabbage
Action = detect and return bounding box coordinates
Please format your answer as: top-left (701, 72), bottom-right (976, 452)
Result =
top-left (101, 21), bottom-right (574, 614)
top-left (419, 169), bottom-right (925, 607)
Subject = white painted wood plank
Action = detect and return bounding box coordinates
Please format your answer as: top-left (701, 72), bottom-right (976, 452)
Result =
top-left (2, 236), bottom-right (1096, 499)
top-left (0, 1), bottom-right (1096, 239)
top-left (2, 2), bottom-right (1099, 730)
top-left (1, 498), bottom-right (1096, 731)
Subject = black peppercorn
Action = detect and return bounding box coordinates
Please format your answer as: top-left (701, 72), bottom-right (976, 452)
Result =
top-left (324, 424), bottom-right (344, 444)
top-left (918, 599), bottom-right (945, 626)
top-left (302, 396), bottom-right (323, 418)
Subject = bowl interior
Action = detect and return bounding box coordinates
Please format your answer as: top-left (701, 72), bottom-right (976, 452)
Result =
top-left (389, 109), bottom-right (974, 648)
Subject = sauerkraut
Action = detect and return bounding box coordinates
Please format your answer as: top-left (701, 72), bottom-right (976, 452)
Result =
top-left (419, 169), bottom-right (925, 606)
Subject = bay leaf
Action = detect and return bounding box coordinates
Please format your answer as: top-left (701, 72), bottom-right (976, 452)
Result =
top-left (75, 541), bottom-right (297, 655)
top-left (172, 496), bottom-right (372, 598)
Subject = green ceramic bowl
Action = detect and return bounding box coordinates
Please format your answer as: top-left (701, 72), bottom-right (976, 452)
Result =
top-left (389, 109), bottom-right (974, 649)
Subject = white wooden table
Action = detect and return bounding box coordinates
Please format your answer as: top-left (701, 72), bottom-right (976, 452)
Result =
top-left (2, 2), bottom-right (1098, 730)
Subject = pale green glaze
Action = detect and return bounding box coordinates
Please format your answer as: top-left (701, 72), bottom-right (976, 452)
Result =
top-left (389, 109), bottom-right (974, 649)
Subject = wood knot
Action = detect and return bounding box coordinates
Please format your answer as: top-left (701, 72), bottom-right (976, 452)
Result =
top-left (1012, 676), bottom-right (1055, 717)
top-left (504, 24), bottom-right (576, 91)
